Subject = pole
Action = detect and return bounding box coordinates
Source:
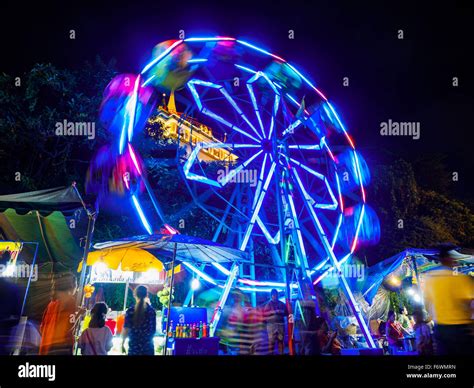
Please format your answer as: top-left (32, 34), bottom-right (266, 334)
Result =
top-left (163, 242), bottom-right (177, 355)
top-left (77, 213), bottom-right (96, 306)
top-left (411, 255), bottom-right (424, 304)
top-left (123, 279), bottom-right (130, 312)
top-left (273, 135), bottom-right (294, 355)
top-left (20, 242), bottom-right (38, 316)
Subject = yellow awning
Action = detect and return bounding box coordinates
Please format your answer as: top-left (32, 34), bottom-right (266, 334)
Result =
top-left (78, 247), bottom-right (164, 272)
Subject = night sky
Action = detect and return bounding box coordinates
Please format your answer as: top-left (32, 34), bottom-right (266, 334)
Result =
top-left (2, 0), bottom-right (473, 191)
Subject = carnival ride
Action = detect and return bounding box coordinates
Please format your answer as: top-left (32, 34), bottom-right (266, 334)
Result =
top-left (89, 36), bottom-right (380, 348)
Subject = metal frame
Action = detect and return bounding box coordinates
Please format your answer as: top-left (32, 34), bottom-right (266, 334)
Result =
top-left (100, 36), bottom-right (376, 349)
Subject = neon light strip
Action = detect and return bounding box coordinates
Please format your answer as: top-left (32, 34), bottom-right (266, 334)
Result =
top-left (332, 212), bottom-right (343, 249)
top-left (237, 40), bottom-right (285, 62)
top-left (211, 262), bottom-right (231, 276)
top-left (288, 157), bottom-right (324, 179)
top-left (288, 143), bottom-right (321, 150)
top-left (326, 102), bottom-right (356, 149)
top-left (219, 87), bottom-right (262, 139)
top-left (246, 82), bottom-right (266, 138)
top-left (188, 79), bottom-right (221, 88)
top-left (350, 204), bottom-right (365, 253)
top-left (234, 64), bottom-right (257, 74)
top-left (285, 63), bottom-right (328, 101)
top-left (267, 93), bottom-right (280, 139)
top-left (188, 58), bottom-right (208, 63)
top-left (210, 264), bottom-right (239, 336)
top-left (219, 150), bottom-right (263, 186)
top-left (287, 157), bottom-right (338, 210)
top-left (185, 37), bottom-right (236, 42)
top-left (334, 175), bottom-right (344, 213)
top-left (202, 108), bottom-right (260, 143)
top-left (182, 262), bottom-right (217, 285)
top-left (183, 143), bottom-right (262, 188)
top-left (287, 192), bottom-right (309, 271)
top-left (128, 143), bottom-right (142, 175)
top-left (141, 40), bottom-right (183, 74)
top-left (240, 161), bottom-right (277, 250)
top-left (252, 153), bottom-right (267, 208)
top-left (313, 254), bottom-right (351, 285)
top-left (352, 150), bottom-right (366, 202)
top-left (131, 195), bottom-right (152, 235)
top-left (126, 75), bottom-right (141, 144)
top-left (119, 118), bottom-right (128, 155)
top-left (294, 167), bottom-right (375, 347)
top-left (256, 218), bottom-right (280, 244)
top-left (186, 79), bottom-right (261, 143)
top-left (142, 74), bottom-right (156, 87)
top-left (321, 137), bottom-right (336, 161)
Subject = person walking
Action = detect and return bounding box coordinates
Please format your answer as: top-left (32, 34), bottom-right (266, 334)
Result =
top-left (39, 273), bottom-right (84, 355)
top-left (423, 246), bottom-right (473, 355)
top-left (263, 289), bottom-right (288, 355)
top-left (121, 285), bottom-right (156, 355)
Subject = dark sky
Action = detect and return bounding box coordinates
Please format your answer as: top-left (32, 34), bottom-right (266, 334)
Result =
top-left (2, 0), bottom-right (473, 186)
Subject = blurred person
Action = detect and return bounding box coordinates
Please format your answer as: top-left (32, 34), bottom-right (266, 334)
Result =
top-left (397, 306), bottom-right (413, 333)
top-left (315, 316), bottom-right (341, 355)
top-left (121, 285), bottom-right (156, 355)
top-left (263, 289), bottom-right (289, 355)
top-left (423, 246), bottom-right (474, 355)
top-left (299, 301), bottom-right (320, 355)
top-left (385, 310), bottom-right (410, 354)
top-left (39, 273), bottom-right (84, 355)
top-left (78, 302), bottom-right (113, 355)
top-left (413, 308), bottom-right (433, 355)
top-left (0, 251), bottom-right (21, 355)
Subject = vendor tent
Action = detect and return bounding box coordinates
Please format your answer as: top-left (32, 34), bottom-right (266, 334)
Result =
top-left (0, 185), bottom-right (94, 272)
top-left (0, 185), bottom-right (95, 321)
top-left (361, 248), bottom-right (473, 305)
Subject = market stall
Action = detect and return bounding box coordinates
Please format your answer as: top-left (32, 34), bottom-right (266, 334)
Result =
top-left (77, 232), bottom-right (248, 355)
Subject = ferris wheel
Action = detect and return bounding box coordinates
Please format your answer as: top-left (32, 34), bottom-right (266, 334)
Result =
top-left (94, 36), bottom-right (379, 347)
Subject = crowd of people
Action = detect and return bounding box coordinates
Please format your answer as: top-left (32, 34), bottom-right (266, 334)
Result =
top-left (1, 246), bottom-right (472, 356)
top-left (382, 247), bottom-right (473, 355)
top-left (38, 278), bottom-right (158, 356)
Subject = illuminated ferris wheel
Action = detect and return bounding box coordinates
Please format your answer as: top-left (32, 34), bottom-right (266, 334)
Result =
top-left (94, 36), bottom-right (379, 347)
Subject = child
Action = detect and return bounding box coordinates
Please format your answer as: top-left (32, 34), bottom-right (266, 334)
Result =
top-left (79, 302), bottom-right (113, 355)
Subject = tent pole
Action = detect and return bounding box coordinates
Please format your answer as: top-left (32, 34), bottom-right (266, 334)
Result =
top-left (77, 212), bottom-right (96, 306)
top-left (163, 242), bottom-right (177, 355)
top-left (20, 242), bottom-right (38, 316)
top-left (123, 279), bottom-right (130, 312)
top-left (411, 256), bottom-right (424, 305)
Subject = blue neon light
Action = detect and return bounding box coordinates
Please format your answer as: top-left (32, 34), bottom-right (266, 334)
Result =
top-left (131, 195), bottom-right (152, 235)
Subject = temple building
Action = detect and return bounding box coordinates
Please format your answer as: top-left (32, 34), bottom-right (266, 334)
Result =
top-left (147, 92), bottom-right (238, 163)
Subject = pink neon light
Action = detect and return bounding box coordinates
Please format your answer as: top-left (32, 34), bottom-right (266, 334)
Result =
top-left (345, 133), bottom-right (355, 149)
top-left (312, 87), bottom-right (328, 101)
top-left (127, 143), bottom-right (142, 175)
top-left (313, 270), bottom-right (330, 285)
